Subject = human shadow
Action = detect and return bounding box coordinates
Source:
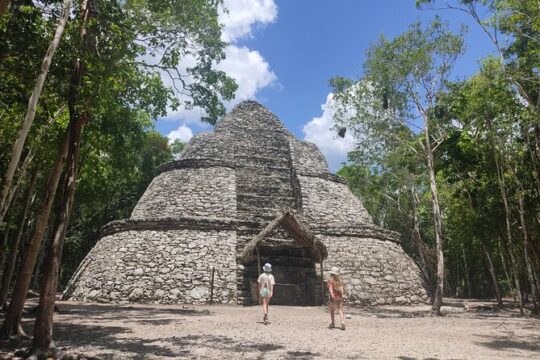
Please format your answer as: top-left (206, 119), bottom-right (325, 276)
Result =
top-left (58, 302), bottom-right (210, 317)
top-left (51, 322), bottom-right (286, 359)
top-left (348, 306), bottom-right (431, 319)
top-left (282, 350), bottom-right (321, 359)
top-left (474, 331), bottom-right (540, 354)
top-left (51, 302), bottom-right (212, 327)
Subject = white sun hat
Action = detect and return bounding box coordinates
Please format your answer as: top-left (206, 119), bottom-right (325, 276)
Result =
top-left (263, 263), bottom-right (272, 272)
top-left (330, 266), bottom-right (339, 275)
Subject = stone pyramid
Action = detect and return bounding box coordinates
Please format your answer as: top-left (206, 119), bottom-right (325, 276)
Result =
top-left (64, 101), bottom-right (427, 305)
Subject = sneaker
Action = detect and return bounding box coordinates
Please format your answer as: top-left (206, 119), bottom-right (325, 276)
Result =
top-left (328, 323), bottom-right (335, 329)
top-left (341, 324), bottom-right (346, 330)
top-left (263, 314), bottom-right (268, 324)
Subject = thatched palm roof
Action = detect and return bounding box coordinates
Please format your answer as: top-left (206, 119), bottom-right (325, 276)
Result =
top-left (241, 211), bottom-right (328, 263)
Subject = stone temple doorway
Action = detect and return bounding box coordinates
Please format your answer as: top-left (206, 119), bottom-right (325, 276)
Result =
top-left (240, 212), bottom-right (328, 306)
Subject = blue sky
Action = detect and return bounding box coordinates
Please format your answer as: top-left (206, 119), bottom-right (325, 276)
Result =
top-left (157, 0), bottom-right (496, 172)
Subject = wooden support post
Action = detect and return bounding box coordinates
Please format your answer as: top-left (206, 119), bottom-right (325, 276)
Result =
top-left (257, 245), bottom-right (261, 305)
top-left (209, 267), bottom-right (215, 304)
top-left (256, 245), bottom-right (261, 276)
top-left (320, 256), bottom-right (324, 306)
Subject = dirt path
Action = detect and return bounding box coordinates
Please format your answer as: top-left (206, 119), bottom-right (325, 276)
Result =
top-left (1, 299), bottom-right (539, 359)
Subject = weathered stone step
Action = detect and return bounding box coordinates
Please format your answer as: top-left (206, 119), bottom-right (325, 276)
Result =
top-left (233, 143), bottom-right (289, 152)
top-left (235, 157), bottom-right (289, 168)
top-left (236, 164), bottom-right (292, 173)
top-left (233, 148), bottom-right (290, 160)
top-left (236, 170), bottom-right (292, 183)
top-left (236, 195), bottom-right (296, 211)
top-left (236, 187), bottom-right (294, 199)
top-left (236, 209), bottom-right (285, 222)
top-left (236, 184), bottom-right (292, 195)
top-left (231, 133), bottom-right (289, 145)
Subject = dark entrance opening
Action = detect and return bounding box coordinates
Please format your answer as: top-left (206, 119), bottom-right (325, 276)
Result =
top-left (241, 212), bottom-right (327, 306)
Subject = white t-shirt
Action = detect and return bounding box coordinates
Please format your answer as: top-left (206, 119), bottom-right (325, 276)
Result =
top-left (257, 272), bottom-right (275, 291)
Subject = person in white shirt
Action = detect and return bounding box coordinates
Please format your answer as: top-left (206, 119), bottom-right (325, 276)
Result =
top-left (258, 263), bottom-right (275, 324)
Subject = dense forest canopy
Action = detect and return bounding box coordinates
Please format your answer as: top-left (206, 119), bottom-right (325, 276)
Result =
top-left (0, 0), bottom-right (234, 354)
top-left (334, 0), bottom-right (539, 314)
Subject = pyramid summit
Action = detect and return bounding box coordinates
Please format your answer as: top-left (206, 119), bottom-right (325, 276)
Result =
top-left (64, 101), bottom-right (427, 306)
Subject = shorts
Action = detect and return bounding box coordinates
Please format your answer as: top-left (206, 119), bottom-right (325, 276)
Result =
top-left (260, 287), bottom-right (270, 298)
top-left (328, 298), bottom-right (343, 306)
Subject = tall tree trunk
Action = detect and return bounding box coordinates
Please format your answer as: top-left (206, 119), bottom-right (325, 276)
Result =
top-left (482, 242), bottom-right (503, 305)
top-left (523, 124), bottom-right (540, 199)
top-left (517, 191), bottom-right (538, 306)
top-left (0, 0), bottom-right (11, 17)
top-left (0, 131), bottom-right (69, 339)
top-left (0, 0), bottom-right (72, 223)
top-left (0, 228), bottom-right (11, 291)
top-left (0, 106), bottom-right (65, 223)
top-left (31, 119), bottom-right (83, 355)
top-left (527, 240), bottom-right (540, 264)
top-left (495, 158), bottom-right (524, 315)
top-left (409, 187), bottom-right (434, 293)
top-left (0, 172), bottom-right (38, 308)
top-left (0, 156), bottom-right (27, 222)
top-left (535, 123), bottom-right (540, 173)
top-left (30, 1), bottom-right (91, 352)
top-left (499, 235), bottom-right (517, 302)
top-left (424, 126), bottom-right (445, 315)
top-left (532, 261), bottom-right (540, 302)
top-left (461, 243), bottom-right (472, 299)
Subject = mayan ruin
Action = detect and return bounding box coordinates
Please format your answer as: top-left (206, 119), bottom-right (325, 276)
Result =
top-left (63, 101), bottom-right (427, 306)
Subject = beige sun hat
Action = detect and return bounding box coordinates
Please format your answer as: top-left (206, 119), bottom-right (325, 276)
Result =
top-left (330, 266), bottom-right (339, 275)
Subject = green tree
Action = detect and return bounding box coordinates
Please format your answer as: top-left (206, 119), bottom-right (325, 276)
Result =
top-left (437, 57), bottom-right (540, 312)
top-left (0, 0), bottom-right (238, 351)
top-left (0, 0), bottom-right (71, 227)
top-left (418, 0), bottom-right (540, 193)
top-left (332, 19), bottom-right (465, 314)
top-left (170, 138), bottom-right (186, 159)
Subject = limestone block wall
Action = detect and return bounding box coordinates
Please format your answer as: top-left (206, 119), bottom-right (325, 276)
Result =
top-left (214, 102), bottom-right (290, 136)
top-left (131, 167), bottom-right (236, 220)
top-left (298, 175), bottom-right (372, 226)
top-left (180, 132), bottom-right (233, 161)
top-left (289, 139), bottom-right (329, 175)
top-left (68, 229), bottom-right (238, 304)
top-left (321, 235), bottom-right (428, 305)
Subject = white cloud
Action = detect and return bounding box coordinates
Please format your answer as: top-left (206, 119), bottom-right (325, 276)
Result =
top-left (159, 0), bottom-right (278, 125)
top-left (167, 124), bottom-right (194, 143)
top-left (160, 45), bottom-right (276, 124)
top-left (303, 93), bottom-right (356, 172)
top-left (217, 46), bottom-right (277, 103)
top-left (162, 106), bottom-right (209, 126)
top-left (220, 0), bottom-right (278, 42)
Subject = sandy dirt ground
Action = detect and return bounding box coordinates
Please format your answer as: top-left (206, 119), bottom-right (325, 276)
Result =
top-left (1, 298), bottom-right (539, 359)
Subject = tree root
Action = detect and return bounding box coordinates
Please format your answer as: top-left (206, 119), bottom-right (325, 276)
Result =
top-left (0, 322), bottom-right (29, 341)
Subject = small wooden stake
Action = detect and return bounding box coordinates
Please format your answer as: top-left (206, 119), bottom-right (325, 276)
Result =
top-left (209, 267), bottom-right (215, 304)
top-left (256, 245), bottom-right (261, 276)
top-left (257, 245), bottom-right (261, 305)
top-left (320, 256), bottom-right (324, 305)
